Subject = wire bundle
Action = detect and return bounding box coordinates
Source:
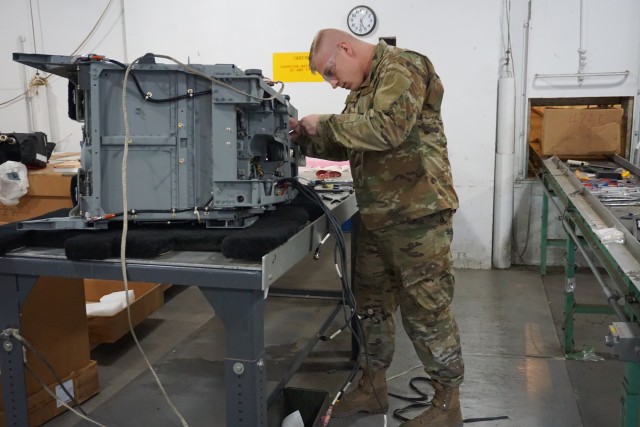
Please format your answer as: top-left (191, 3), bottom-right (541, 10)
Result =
top-left (278, 178), bottom-right (389, 426)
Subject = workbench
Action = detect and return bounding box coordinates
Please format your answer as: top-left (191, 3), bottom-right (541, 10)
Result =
top-left (538, 154), bottom-right (640, 427)
top-left (0, 192), bottom-right (357, 427)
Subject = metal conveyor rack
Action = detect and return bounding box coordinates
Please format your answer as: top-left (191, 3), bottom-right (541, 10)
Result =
top-left (538, 154), bottom-right (640, 427)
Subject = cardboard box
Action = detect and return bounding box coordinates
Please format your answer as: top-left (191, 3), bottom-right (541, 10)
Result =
top-left (0, 276), bottom-right (98, 426)
top-left (84, 279), bottom-right (168, 345)
top-left (541, 107), bottom-right (623, 156)
top-left (0, 361), bottom-right (100, 427)
top-left (0, 165), bottom-right (73, 223)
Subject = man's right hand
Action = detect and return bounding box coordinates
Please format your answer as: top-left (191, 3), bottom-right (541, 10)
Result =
top-left (288, 117), bottom-right (302, 142)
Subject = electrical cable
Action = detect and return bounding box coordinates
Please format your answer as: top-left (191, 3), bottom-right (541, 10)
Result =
top-left (277, 178), bottom-right (389, 426)
top-left (388, 374), bottom-right (509, 424)
top-left (7, 329), bottom-right (87, 416)
top-left (104, 58), bottom-right (212, 104)
top-left (4, 329), bottom-right (108, 426)
top-left (82, 52), bottom-right (286, 224)
top-left (28, 0), bottom-right (38, 53)
top-left (105, 54), bottom-right (284, 105)
top-left (122, 56), bottom-right (190, 427)
top-left (23, 363), bottom-right (108, 427)
top-left (0, 0), bottom-right (111, 107)
top-left (0, 91), bottom-right (29, 107)
top-left (152, 54), bottom-right (285, 102)
top-left (298, 179), bottom-right (507, 426)
top-left (70, 0), bottom-right (115, 56)
top-left (503, 0), bottom-right (515, 76)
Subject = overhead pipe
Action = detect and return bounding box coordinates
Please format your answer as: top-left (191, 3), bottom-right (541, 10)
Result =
top-left (577, 0), bottom-right (587, 85)
top-left (17, 36), bottom-right (34, 132)
top-left (517, 0), bottom-right (532, 179)
top-left (534, 71), bottom-right (630, 79)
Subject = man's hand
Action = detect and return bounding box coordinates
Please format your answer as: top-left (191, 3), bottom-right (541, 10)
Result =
top-left (299, 114), bottom-right (320, 137)
top-left (288, 117), bottom-right (302, 142)
top-left (288, 114), bottom-right (320, 141)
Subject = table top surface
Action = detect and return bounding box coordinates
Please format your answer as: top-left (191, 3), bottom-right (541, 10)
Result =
top-left (0, 193), bottom-right (358, 291)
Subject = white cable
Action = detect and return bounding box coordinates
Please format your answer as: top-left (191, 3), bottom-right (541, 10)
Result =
top-left (122, 57), bottom-right (190, 427)
top-left (1, 0), bottom-right (111, 106)
top-left (386, 364), bottom-right (423, 382)
top-left (148, 54), bottom-right (285, 102)
top-left (334, 262), bottom-right (343, 278)
top-left (111, 51), bottom-right (285, 427)
top-left (9, 330), bottom-right (108, 427)
top-left (0, 91), bottom-right (28, 107)
top-left (70, 0), bottom-right (115, 56)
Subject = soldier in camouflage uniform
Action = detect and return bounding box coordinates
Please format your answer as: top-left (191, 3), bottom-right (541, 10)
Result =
top-left (289, 28), bottom-right (464, 427)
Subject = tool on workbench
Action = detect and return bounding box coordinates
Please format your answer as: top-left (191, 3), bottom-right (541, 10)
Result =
top-left (307, 179), bottom-right (354, 187)
top-left (308, 178), bottom-right (355, 194)
top-left (569, 159), bottom-right (632, 187)
top-left (567, 159), bottom-right (618, 170)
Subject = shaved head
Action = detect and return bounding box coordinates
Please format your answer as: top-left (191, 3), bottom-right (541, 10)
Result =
top-left (309, 29), bottom-right (357, 73)
top-left (307, 28), bottom-right (377, 90)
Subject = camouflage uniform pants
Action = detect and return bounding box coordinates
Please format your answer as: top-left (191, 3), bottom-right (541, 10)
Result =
top-left (354, 209), bottom-right (464, 387)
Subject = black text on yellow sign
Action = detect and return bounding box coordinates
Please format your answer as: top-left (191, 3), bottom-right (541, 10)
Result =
top-left (272, 52), bottom-right (323, 83)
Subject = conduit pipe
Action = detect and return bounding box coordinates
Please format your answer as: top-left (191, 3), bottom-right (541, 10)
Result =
top-left (534, 71), bottom-right (630, 79)
top-left (492, 74), bottom-right (516, 269)
top-left (17, 36), bottom-right (34, 132)
top-left (577, 0), bottom-right (587, 85)
top-left (517, 0), bottom-right (532, 179)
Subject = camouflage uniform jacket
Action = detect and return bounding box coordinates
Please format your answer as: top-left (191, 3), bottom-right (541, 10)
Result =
top-left (301, 40), bottom-right (458, 229)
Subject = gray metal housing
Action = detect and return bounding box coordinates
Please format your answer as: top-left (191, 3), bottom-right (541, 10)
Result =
top-left (13, 53), bottom-right (302, 228)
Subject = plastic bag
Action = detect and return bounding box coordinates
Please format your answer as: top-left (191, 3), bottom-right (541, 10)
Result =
top-left (0, 161), bottom-right (29, 206)
top-left (594, 227), bottom-right (624, 244)
top-left (565, 346), bottom-right (604, 362)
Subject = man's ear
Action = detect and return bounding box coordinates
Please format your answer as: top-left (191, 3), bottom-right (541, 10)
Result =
top-left (339, 41), bottom-right (354, 57)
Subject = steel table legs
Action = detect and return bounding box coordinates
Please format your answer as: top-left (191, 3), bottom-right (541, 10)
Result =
top-left (0, 274), bottom-right (37, 427)
top-left (201, 288), bottom-right (267, 427)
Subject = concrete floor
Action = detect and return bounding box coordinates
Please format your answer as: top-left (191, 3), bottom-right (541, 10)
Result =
top-left (43, 245), bottom-right (626, 427)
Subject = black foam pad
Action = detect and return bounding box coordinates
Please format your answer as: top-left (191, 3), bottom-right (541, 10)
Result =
top-left (0, 194), bottom-right (328, 261)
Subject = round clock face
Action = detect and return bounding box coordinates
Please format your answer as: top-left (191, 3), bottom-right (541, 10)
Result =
top-left (347, 6), bottom-right (377, 36)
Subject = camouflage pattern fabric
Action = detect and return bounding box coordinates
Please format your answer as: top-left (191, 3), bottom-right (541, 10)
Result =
top-left (299, 40), bottom-right (458, 230)
top-left (299, 39), bottom-right (464, 386)
top-left (355, 210), bottom-right (464, 387)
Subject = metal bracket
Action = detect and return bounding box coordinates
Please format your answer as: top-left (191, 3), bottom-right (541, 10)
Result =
top-left (606, 322), bottom-right (640, 362)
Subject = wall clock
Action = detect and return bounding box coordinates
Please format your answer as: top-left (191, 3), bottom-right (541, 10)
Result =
top-left (347, 5), bottom-right (377, 36)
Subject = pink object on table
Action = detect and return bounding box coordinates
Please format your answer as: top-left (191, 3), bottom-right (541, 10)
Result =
top-left (305, 157), bottom-right (349, 168)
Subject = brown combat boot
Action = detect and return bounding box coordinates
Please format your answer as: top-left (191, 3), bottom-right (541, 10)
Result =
top-left (400, 382), bottom-right (462, 427)
top-left (331, 369), bottom-right (389, 418)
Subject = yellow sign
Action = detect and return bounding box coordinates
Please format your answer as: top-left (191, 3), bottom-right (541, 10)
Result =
top-left (272, 52), bottom-right (323, 83)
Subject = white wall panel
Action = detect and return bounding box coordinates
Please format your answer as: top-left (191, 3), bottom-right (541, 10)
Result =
top-left (452, 185), bottom-right (495, 269)
top-left (527, 0), bottom-right (639, 98)
top-left (5, 1), bottom-right (637, 268)
top-left (0, 0), bottom-right (126, 151)
top-left (123, 0), bottom-right (503, 268)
